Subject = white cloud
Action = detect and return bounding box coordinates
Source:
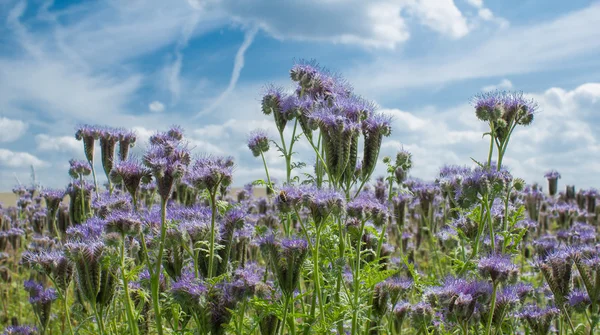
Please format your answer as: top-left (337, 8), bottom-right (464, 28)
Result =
top-left (351, 3), bottom-right (600, 96)
top-left (149, 101), bottom-right (166, 113)
top-left (0, 117), bottom-right (27, 142)
top-left (200, 0), bottom-right (489, 50)
top-left (466, 0), bottom-right (484, 8)
top-left (482, 79), bottom-right (513, 92)
top-left (35, 134), bottom-right (81, 154)
top-left (0, 149), bottom-right (46, 168)
top-left (408, 0), bottom-right (469, 39)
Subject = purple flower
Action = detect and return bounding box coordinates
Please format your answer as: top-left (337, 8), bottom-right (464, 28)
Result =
top-left (302, 187), bottom-right (345, 227)
top-left (408, 180), bottom-right (440, 214)
top-left (98, 126), bottom-right (120, 180)
top-left (478, 254), bottom-right (518, 283)
top-left (68, 159), bottom-right (92, 179)
top-left (247, 129), bottom-right (270, 157)
top-left (117, 129), bottom-right (137, 161)
top-left (544, 170), bottom-right (561, 180)
top-left (110, 158), bottom-right (152, 199)
top-left (261, 236), bottom-right (308, 296)
top-left (170, 271), bottom-right (206, 311)
top-left (105, 211), bottom-right (142, 236)
top-left (143, 127), bottom-right (191, 200)
top-left (185, 156), bottom-right (234, 194)
top-left (275, 185), bottom-right (306, 213)
top-left (41, 188), bottom-right (65, 215)
top-left (290, 59), bottom-right (351, 101)
top-left (1, 325), bottom-right (38, 335)
top-left (409, 302), bottom-right (434, 330)
top-left (261, 85), bottom-right (289, 132)
top-left (568, 289), bottom-right (590, 312)
top-left (518, 304), bottom-right (560, 335)
top-left (472, 91), bottom-right (538, 126)
top-left (75, 124), bottom-right (101, 163)
top-left (347, 191), bottom-right (388, 225)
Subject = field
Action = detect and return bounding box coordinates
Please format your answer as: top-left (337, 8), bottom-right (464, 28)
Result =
top-left (0, 194), bottom-right (16, 207)
top-left (0, 61), bottom-right (592, 335)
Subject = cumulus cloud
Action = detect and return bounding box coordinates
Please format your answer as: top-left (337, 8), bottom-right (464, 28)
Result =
top-left (0, 149), bottom-right (46, 168)
top-left (149, 101), bottom-right (166, 113)
top-left (407, 0), bottom-right (469, 38)
top-left (35, 134), bottom-right (81, 153)
top-left (198, 0), bottom-right (489, 49)
top-left (351, 3), bottom-right (600, 97)
top-left (0, 117), bottom-right (27, 142)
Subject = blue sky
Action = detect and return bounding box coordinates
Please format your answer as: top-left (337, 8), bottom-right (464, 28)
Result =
top-left (0, 0), bottom-right (599, 192)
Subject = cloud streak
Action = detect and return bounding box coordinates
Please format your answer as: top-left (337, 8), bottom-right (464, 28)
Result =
top-left (197, 26), bottom-right (259, 117)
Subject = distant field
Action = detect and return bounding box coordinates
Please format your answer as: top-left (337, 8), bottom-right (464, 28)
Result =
top-left (0, 188), bottom-right (268, 207)
top-left (0, 193), bottom-right (16, 206)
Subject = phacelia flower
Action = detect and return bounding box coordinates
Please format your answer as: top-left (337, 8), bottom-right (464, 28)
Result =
top-left (185, 156), bottom-right (234, 194)
top-left (1, 325), bottom-right (38, 335)
top-left (68, 159), bottom-right (92, 179)
top-left (117, 129), bottom-right (137, 161)
top-left (75, 124), bottom-right (100, 163)
top-left (247, 129), bottom-right (270, 157)
top-left (478, 254), bottom-right (518, 283)
top-left (260, 236), bottom-right (308, 297)
top-left (143, 127), bottom-right (191, 200)
top-left (544, 170), bottom-right (561, 196)
top-left (518, 304), bottom-right (560, 335)
top-left (302, 187), bottom-right (345, 227)
top-left (110, 158), bottom-right (152, 200)
top-left (347, 191), bottom-right (389, 225)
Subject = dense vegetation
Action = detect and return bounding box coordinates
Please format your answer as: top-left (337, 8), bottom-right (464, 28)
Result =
top-left (0, 61), bottom-right (592, 335)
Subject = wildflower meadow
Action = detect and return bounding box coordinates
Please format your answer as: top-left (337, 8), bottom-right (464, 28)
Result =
top-left (0, 61), bottom-right (595, 335)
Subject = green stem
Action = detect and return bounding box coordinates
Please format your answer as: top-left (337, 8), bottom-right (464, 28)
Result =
top-left (351, 218), bottom-right (368, 335)
top-left (280, 296), bottom-right (290, 335)
top-left (90, 162), bottom-right (100, 197)
top-left (151, 198), bottom-right (168, 335)
top-left (260, 151), bottom-right (273, 191)
top-left (487, 121), bottom-right (495, 168)
top-left (485, 282), bottom-right (498, 335)
top-left (120, 234), bottom-right (139, 335)
top-left (207, 191), bottom-right (218, 278)
top-left (313, 227), bottom-right (325, 323)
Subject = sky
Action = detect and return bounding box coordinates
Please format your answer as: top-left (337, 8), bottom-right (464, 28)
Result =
top-left (0, 0), bottom-right (599, 192)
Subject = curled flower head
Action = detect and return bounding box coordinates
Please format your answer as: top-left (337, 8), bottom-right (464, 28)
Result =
top-left (568, 289), bottom-right (590, 312)
top-left (260, 236), bottom-right (308, 297)
top-left (105, 211), bottom-right (142, 236)
top-left (170, 271), bottom-right (206, 312)
top-left (290, 59), bottom-right (351, 101)
top-left (247, 129), bottom-right (270, 157)
top-left (302, 187), bottom-right (345, 227)
top-left (518, 304), bottom-right (560, 335)
top-left (41, 188), bottom-right (65, 214)
top-left (478, 254), bottom-right (518, 283)
top-left (68, 159), bottom-right (91, 179)
top-left (185, 156), bottom-right (234, 194)
top-left (347, 191), bottom-right (389, 225)
top-left (117, 129), bottom-right (137, 161)
top-left (110, 158), bottom-right (151, 199)
top-left (143, 127), bottom-right (191, 200)
top-left (75, 124), bottom-right (100, 163)
top-left (261, 85), bottom-right (289, 132)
